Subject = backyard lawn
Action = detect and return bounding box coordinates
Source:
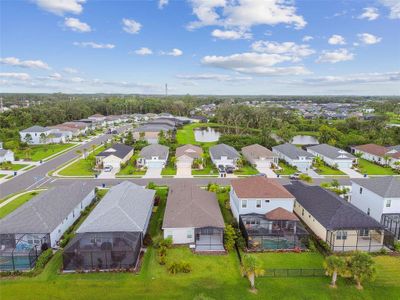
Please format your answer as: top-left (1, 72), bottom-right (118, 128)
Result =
top-left (0, 163), bottom-right (28, 171)
top-left (248, 252), bottom-right (324, 269)
top-left (357, 158), bottom-right (397, 175)
top-left (275, 161), bottom-right (297, 175)
top-left (314, 164), bottom-right (346, 175)
top-left (15, 143), bottom-right (76, 161)
top-left (0, 190), bottom-right (42, 218)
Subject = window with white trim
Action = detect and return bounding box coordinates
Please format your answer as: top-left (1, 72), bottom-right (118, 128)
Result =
top-left (386, 200), bottom-right (391, 208)
top-left (336, 231), bottom-right (347, 240)
top-left (256, 200), bottom-right (261, 208)
top-left (242, 200), bottom-right (247, 208)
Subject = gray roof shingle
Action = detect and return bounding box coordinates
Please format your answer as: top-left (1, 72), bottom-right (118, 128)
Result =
top-left (96, 143), bottom-right (133, 159)
top-left (140, 144), bottom-right (169, 160)
top-left (209, 143), bottom-right (240, 160)
top-left (284, 182), bottom-right (383, 230)
top-left (273, 143), bottom-right (314, 160)
top-left (307, 144), bottom-right (355, 160)
top-left (352, 177), bottom-right (400, 198)
top-left (76, 182), bottom-right (155, 233)
top-left (0, 183), bottom-right (95, 234)
top-left (20, 125), bottom-right (50, 133)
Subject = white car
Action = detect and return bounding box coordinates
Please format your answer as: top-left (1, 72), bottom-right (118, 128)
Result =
top-left (104, 166), bottom-right (113, 172)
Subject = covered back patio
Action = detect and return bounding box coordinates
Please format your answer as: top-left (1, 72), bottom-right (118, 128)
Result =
top-left (195, 227), bottom-right (224, 252)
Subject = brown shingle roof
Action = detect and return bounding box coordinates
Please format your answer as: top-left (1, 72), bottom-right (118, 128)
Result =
top-left (231, 177), bottom-right (294, 199)
top-left (354, 144), bottom-right (389, 157)
top-left (162, 184), bottom-right (225, 229)
top-left (242, 144), bottom-right (275, 161)
top-left (265, 207), bottom-right (299, 221)
top-left (176, 144), bottom-right (203, 159)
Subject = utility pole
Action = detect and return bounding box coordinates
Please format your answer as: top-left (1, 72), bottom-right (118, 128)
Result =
top-left (165, 83), bottom-right (168, 97)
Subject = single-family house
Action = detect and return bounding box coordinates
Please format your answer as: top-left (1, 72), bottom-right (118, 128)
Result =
top-left (0, 142), bottom-right (14, 163)
top-left (137, 144), bottom-right (169, 168)
top-left (132, 124), bottom-right (174, 144)
top-left (95, 143), bottom-right (134, 171)
top-left (19, 126), bottom-right (52, 144)
top-left (62, 121), bottom-right (89, 135)
top-left (351, 177), bottom-right (400, 240)
top-left (162, 184), bottom-right (225, 251)
top-left (351, 144), bottom-right (400, 168)
top-left (242, 144), bottom-right (278, 168)
top-left (272, 143), bottom-right (314, 172)
top-left (175, 144), bottom-right (203, 168)
top-left (285, 181), bottom-right (385, 252)
top-left (0, 183), bottom-right (95, 270)
top-left (230, 177), bottom-right (308, 251)
top-left (88, 114), bottom-right (106, 127)
top-left (63, 182), bottom-right (155, 271)
top-left (307, 143), bottom-right (356, 169)
top-left (48, 125), bottom-right (80, 137)
top-left (209, 143), bottom-right (240, 168)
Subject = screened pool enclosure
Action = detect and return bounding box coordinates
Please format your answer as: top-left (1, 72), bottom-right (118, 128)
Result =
top-left (63, 232), bottom-right (142, 271)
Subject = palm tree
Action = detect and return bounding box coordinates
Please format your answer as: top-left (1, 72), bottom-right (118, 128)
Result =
top-left (348, 252), bottom-right (376, 290)
top-left (323, 255), bottom-right (346, 288)
top-left (201, 152), bottom-right (209, 167)
top-left (382, 154), bottom-right (391, 167)
top-left (240, 255), bottom-right (265, 290)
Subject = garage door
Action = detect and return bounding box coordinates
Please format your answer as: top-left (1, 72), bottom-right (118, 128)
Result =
top-left (177, 161), bottom-right (191, 168)
top-left (256, 160), bottom-right (270, 168)
top-left (147, 160), bottom-right (164, 168)
top-left (336, 161), bottom-right (352, 169)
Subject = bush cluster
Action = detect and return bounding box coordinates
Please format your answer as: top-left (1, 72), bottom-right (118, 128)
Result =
top-left (167, 261), bottom-right (192, 274)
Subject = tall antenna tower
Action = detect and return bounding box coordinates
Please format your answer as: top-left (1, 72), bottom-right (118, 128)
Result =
top-left (165, 83), bottom-right (168, 97)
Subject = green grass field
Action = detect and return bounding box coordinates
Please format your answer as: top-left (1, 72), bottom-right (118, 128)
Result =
top-left (0, 191), bottom-right (41, 218)
top-left (117, 164), bottom-right (146, 176)
top-left (276, 161), bottom-right (297, 175)
top-left (58, 146), bottom-right (105, 176)
top-left (176, 123), bottom-right (223, 146)
top-left (0, 163), bottom-right (28, 171)
top-left (15, 143), bottom-right (75, 161)
top-left (357, 158), bottom-right (397, 175)
top-left (315, 164), bottom-right (346, 175)
top-left (161, 164), bottom-right (177, 176)
top-left (234, 165), bottom-right (259, 175)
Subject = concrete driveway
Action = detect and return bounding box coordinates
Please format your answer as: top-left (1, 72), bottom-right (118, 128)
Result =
top-left (307, 169), bottom-right (324, 178)
top-left (175, 164), bottom-right (192, 178)
top-left (255, 165), bottom-right (277, 178)
top-left (98, 168), bottom-right (118, 179)
top-left (143, 167), bottom-right (163, 178)
top-left (339, 168), bottom-right (364, 178)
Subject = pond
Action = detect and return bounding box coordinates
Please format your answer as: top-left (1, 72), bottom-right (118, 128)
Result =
top-left (290, 135), bottom-right (319, 145)
top-left (194, 127), bottom-right (221, 142)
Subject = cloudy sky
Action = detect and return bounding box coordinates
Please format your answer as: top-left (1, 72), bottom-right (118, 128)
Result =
top-left (1, 0), bottom-right (399, 95)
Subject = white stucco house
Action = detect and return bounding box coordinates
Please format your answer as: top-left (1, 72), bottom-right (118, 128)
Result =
top-left (307, 143), bottom-right (356, 169)
top-left (272, 143), bottom-right (314, 172)
top-left (209, 143), bottom-right (241, 168)
top-left (0, 142), bottom-right (14, 163)
top-left (230, 176), bottom-right (296, 221)
top-left (95, 143), bottom-right (134, 171)
top-left (0, 183), bottom-right (95, 249)
top-left (351, 144), bottom-right (400, 168)
top-left (137, 144), bottom-right (169, 168)
top-left (20, 125), bottom-right (53, 145)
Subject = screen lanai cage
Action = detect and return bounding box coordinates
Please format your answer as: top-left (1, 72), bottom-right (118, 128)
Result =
top-left (63, 231), bottom-right (142, 271)
top-left (0, 233), bottom-right (48, 271)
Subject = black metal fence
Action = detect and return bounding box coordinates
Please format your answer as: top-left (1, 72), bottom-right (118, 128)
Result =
top-left (262, 268), bottom-right (325, 277)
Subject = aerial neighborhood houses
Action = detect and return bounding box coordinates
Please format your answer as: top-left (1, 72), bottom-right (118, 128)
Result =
top-left (95, 143), bottom-right (134, 172)
top-left (350, 177), bottom-right (400, 240)
top-left (307, 144), bottom-right (356, 169)
top-left (351, 143), bottom-right (400, 168)
top-left (209, 143), bottom-right (241, 169)
top-left (63, 182), bottom-right (155, 271)
top-left (19, 125), bottom-right (69, 144)
top-left (162, 184), bottom-right (225, 252)
top-left (272, 143), bottom-right (314, 172)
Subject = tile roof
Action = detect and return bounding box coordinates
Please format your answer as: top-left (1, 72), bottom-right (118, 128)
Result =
top-left (265, 207), bottom-right (299, 221)
top-left (0, 183), bottom-right (95, 234)
top-left (307, 144), bottom-right (355, 160)
top-left (352, 177), bottom-right (400, 198)
top-left (284, 182), bottom-right (383, 230)
top-left (96, 143), bottom-right (133, 159)
top-left (176, 144), bottom-right (203, 159)
top-left (162, 184), bottom-right (225, 229)
top-left (209, 143), bottom-right (240, 160)
top-left (272, 143), bottom-right (314, 160)
top-left (231, 177), bottom-right (294, 199)
top-left (76, 182), bottom-right (155, 233)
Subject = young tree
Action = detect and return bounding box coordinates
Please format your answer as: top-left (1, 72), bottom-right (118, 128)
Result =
top-left (223, 224), bottom-right (237, 251)
top-left (240, 255), bottom-right (265, 290)
top-left (323, 255), bottom-right (346, 288)
top-left (39, 132), bottom-right (47, 144)
top-left (24, 133), bottom-right (33, 144)
top-left (348, 252), bottom-right (376, 290)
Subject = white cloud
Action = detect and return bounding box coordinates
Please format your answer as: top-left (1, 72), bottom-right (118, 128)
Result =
top-left (73, 41), bottom-right (115, 49)
top-left (201, 52), bottom-right (310, 76)
top-left (63, 67), bottom-right (78, 74)
top-left (0, 57), bottom-right (50, 69)
top-left (188, 0), bottom-right (306, 31)
top-left (358, 7), bottom-right (380, 20)
top-left (378, 0), bottom-right (400, 19)
top-left (176, 73), bottom-right (252, 81)
top-left (158, 0), bottom-right (168, 9)
top-left (33, 0), bottom-right (85, 15)
top-left (64, 17), bottom-right (91, 32)
top-left (162, 48), bottom-right (183, 56)
top-left (0, 72), bottom-right (31, 81)
top-left (328, 34), bottom-right (346, 45)
top-left (49, 72), bottom-right (63, 80)
top-left (251, 40), bottom-right (315, 61)
top-left (316, 49), bottom-right (354, 63)
top-left (122, 18), bottom-right (142, 34)
top-left (301, 72), bottom-right (400, 85)
top-left (302, 35), bottom-right (313, 42)
top-left (135, 47), bottom-right (153, 55)
top-left (211, 29), bottom-right (252, 40)
top-left (358, 33), bottom-right (382, 45)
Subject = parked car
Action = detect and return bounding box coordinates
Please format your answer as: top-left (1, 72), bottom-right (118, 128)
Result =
top-left (289, 172), bottom-right (302, 180)
top-left (218, 165), bottom-right (225, 173)
top-left (225, 166), bottom-right (235, 174)
top-left (104, 165), bottom-right (113, 172)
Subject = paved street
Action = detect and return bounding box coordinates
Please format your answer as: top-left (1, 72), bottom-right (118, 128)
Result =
top-left (0, 125), bottom-right (130, 199)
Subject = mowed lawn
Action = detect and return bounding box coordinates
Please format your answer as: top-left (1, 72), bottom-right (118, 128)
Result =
top-left (315, 164), bottom-right (346, 175)
top-left (276, 161), bottom-right (297, 175)
top-left (0, 191), bottom-right (41, 218)
top-left (58, 146), bottom-right (105, 176)
top-left (357, 158), bottom-right (397, 175)
top-left (0, 163), bottom-right (28, 171)
top-left (15, 143), bottom-right (75, 161)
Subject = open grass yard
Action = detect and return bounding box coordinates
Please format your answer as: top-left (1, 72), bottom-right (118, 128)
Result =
top-left (161, 164), bottom-right (177, 176)
top-left (248, 252), bottom-right (324, 269)
top-left (0, 163), bottom-right (29, 171)
top-left (276, 161), bottom-right (298, 175)
top-left (357, 158), bottom-right (397, 175)
top-left (0, 174), bottom-right (6, 178)
top-left (15, 143), bottom-right (75, 161)
top-left (192, 164), bottom-right (218, 176)
top-left (58, 146), bottom-right (105, 176)
top-left (0, 191), bottom-right (41, 218)
top-left (117, 164), bottom-right (146, 176)
top-left (234, 165), bottom-right (259, 175)
top-left (314, 164), bottom-right (346, 175)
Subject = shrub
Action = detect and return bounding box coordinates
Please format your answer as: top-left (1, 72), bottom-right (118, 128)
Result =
top-left (167, 261), bottom-right (192, 274)
top-left (224, 225), bottom-right (237, 251)
top-left (147, 182), bottom-right (156, 190)
top-left (154, 195), bottom-right (161, 206)
top-left (59, 233), bottom-right (73, 248)
top-left (143, 233), bottom-right (152, 247)
top-left (159, 237), bottom-right (173, 249)
top-left (394, 241), bottom-right (400, 252)
top-left (307, 239), bottom-right (317, 252)
top-left (299, 173), bottom-right (313, 183)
